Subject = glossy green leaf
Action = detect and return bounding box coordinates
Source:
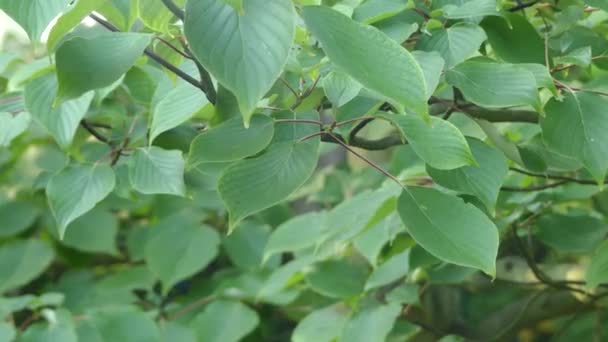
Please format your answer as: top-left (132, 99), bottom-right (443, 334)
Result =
top-left (218, 112), bottom-right (320, 230)
top-left (188, 114), bottom-right (274, 168)
top-left (322, 71), bottom-right (362, 107)
top-left (365, 250), bottom-right (409, 290)
top-left (541, 92), bottom-right (608, 183)
top-left (149, 79), bottom-right (208, 142)
top-left (0, 0), bottom-right (68, 41)
top-left (536, 214), bottom-right (608, 253)
top-left (305, 259), bottom-right (368, 299)
top-left (24, 71), bottom-right (94, 148)
top-left (145, 214), bottom-right (220, 292)
top-left (138, 0), bottom-right (184, 32)
top-left (417, 23), bottom-right (486, 68)
top-left (47, 0), bottom-right (107, 51)
top-left (481, 14), bottom-right (546, 64)
top-left (292, 305), bottom-right (348, 342)
top-left (446, 61), bottom-right (541, 110)
top-left (47, 164), bottom-right (116, 237)
top-left (442, 0), bottom-right (500, 19)
top-left (397, 187), bottom-right (499, 276)
top-left (339, 303), bottom-right (401, 342)
top-left (303, 5), bottom-right (427, 115)
top-left (56, 32), bottom-right (152, 100)
top-left (586, 240), bottom-right (608, 289)
top-left (60, 209), bottom-right (119, 255)
top-left (263, 211), bottom-right (327, 261)
top-left (352, 0), bottom-right (409, 24)
top-left (427, 138), bottom-right (508, 211)
top-left (128, 147), bottom-right (186, 196)
top-left (191, 300), bottom-right (259, 342)
top-left (0, 239), bottom-right (54, 293)
top-left (377, 112), bottom-right (475, 170)
top-left (0, 201), bottom-right (39, 238)
top-left (184, 0), bottom-right (294, 124)
top-left (0, 111), bottom-right (30, 147)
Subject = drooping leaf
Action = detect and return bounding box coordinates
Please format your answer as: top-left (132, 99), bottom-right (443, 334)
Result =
top-left (0, 201), bottom-right (40, 238)
top-left (365, 250), bottom-right (410, 290)
top-left (536, 214), bottom-right (608, 253)
top-left (188, 114), bottom-right (274, 168)
top-left (339, 303), bottom-right (401, 342)
top-left (263, 211), bottom-right (327, 261)
top-left (145, 213), bottom-right (220, 292)
top-left (223, 221), bottom-right (275, 270)
top-left (149, 79), bottom-right (208, 142)
top-left (24, 71), bottom-right (94, 148)
top-left (427, 138), bottom-right (508, 211)
top-left (305, 259), bottom-right (368, 299)
top-left (218, 112), bottom-right (320, 230)
top-left (417, 23), bottom-right (487, 68)
top-left (60, 209), bottom-right (119, 255)
top-left (322, 71), bottom-right (362, 107)
top-left (128, 146), bottom-right (186, 196)
top-left (586, 240), bottom-right (608, 289)
top-left (481, 14), bottom-right (547, 64)
top-left (397, 187), bottom-right (499, 276)
top-left (446, 61), bottom-right (541, 110)
top-left (0, 0), bottom-right (69, 41)
top-left (292, 305), bottom-right (348, 342)
top-left (0, 239), bottom-right (54, 293)
top-left (184, 0), bottom-right (295, 124)
top-left (302, 5), bottom-right (428, 116)
top-left (138, 0), bottom-right (184, 32)
top-left (47, 0), bottom-right (107, 51)
top-left (0, 111), bottom-right (30, 147)
top-left (47, 164), bottom-right (116, 237)
top-left (376, 112), bottom-right (475, 170)
top-left (56, 32), bottom-right (152, 100)
top-left (541, 92), bottom-right (608, 183)
top-left (191, 300), bottom-right (259, 342)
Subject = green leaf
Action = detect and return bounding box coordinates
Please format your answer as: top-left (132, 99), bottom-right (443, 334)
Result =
top-left (446, 61), bottom-right (541, 110)
top-left (191, 300), bottom-right (259, 342)
top-left (188, 114), bottom-right (274, 168)
top-left (481, 14), bottom-right (546, 64)
top-left (0, 0), bottom-right (68, 41)
top-left (554, 46), bottom-right (592, 68)
top-left (397, 187), bottom-right (499, 276)
top-left (586, 241), bottom-right (608, 289)
top-left (263, 211), bottom-right (327, 261)
top-left (218, 112), bottom-right (320, 230)
top-left (305, 259), bottom-right (368, 299)
top-left (0, 322), bottom-right (15, 342)
top-left (0, 201), bottom-right (40, 238)
top-left (145, 213), bottom-right (220, 292)
top-left (519, 63), bottom-right (558, 95)
top-left (376, 112), bottom-right (475, 170)
top-left (365, 250), bottom-right (410, 290)
top-left (60, 209), bottom-right (119, 255)
top-left (97, 0), bottom-right (138, 32)
top-left (339, 303), bottom-right (401, 342)
top-left (47, 164), bottom-right (116, 237)
top-left (352, 0), bottom-right (409, 24)
top-left (302, 6), bottom-right (427, 116)
top-left (541, 92), bottom-right (608, 183)
top-left (373, 10), bottom-right (420, 44)
top-left (386, 283), bottom-right (419, 304)
top-left (161, 322), bottom-right (196, 342)
top-left (56, 32), bottom-right (152, 100)
top-left (322, 71), bottom-right (362, 107)
top-left (149, 79), bottom-right (208, 143)
top-left (442, 0), bottom-right (500, 19)
top-left (138, 0), bottom-right (184, 32)
top-left (427, 138), bottom-right (508, 211)
top-left (417, 23), bottom-right (486, 68)
top-left (24, 71), bottom-right (94, 148)
top-left (223, 221), bottom-right (274, 270)
top-left (536, 214), bottom-right (608, 253)
top-left (412, 50), bottom-right (445, 98)
top-left (184, 0), bottom-right (294, 124)
top-left (585, 0), bottom-right (608, 11)
top-left (292, 304), bottom-right (348, 342)
top-left (0, 111), bottom-right (30, 147)
top-left (0, 239), bottom-right (54, 293)
top-left (20, 309), bottom-right (77, 342)
top-left (84, 310), bottom-right (160, 342)
top-left (128, 147), bottom-right (185, 196)
top-left (47, 0), bottom-right (107, 51)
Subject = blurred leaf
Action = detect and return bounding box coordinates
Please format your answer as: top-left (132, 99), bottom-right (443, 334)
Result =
top-left (417, 23), bottom-right (487, 68)
top-left (305, 259), bottom-right (368, 299)
top-left (536, 214), bottom-right (608, 253)
top-left (47, 0), bottom-right (107, 51)
top-left (128, 147), bottom-right (186, 196)
top-left (60, 209), bottom-right (119, 255)
top-left (292, 304), bottom-right (348, 342)
top-left (339, 303), bottom-right (401, 342)
top-left (0, 111), bottom-right (30, 147)
top-left (586, 240), bottom-right (608, 289)
top-left (0, 240), bottom-right (54, 293)
top-left (0, 0), bottom-right (68, 41)
top-left (365, 250), bottom-right (410, 290)
top-left (0, 201), bottom-right (39, 238)
top-left (191, 300), bottom-right (259, 342)
top-left (263, 211), bottom-right (326, 261)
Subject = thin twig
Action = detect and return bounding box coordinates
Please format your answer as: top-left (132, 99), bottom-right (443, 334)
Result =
top-left (290, 75), bottom-right (321, 110)
top-left (81, 120), bottom-right (111, 144)
top-left (501, 180), bottom-right (569, 192)
top-left (161, 0), bottom-right (185, 20)
top-left (154, 37), bottom-right (192, 59)
top-left (509, 0), bottom-right (538, 12)
top-left (274, 118), bottom-right (323, 126)
top-left (297, 131), bottom-right (326, 143)
top-left (168, 296), bottom-right (215, 321)
top-left (509, 167), bottom-right (599, 185)
top-left (333, 116), bottom-right (375, 128)
top-left (279, 77), bottom-right (299, 98)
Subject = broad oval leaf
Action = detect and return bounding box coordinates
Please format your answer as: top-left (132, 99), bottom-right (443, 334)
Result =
top-left (145, 213), bottom-right (220, 292)
top-left (446, 61), bottom-right (541, 110)
top-left (412, 50), bottom-right (445, 98)
top-left (218, 112), bottom-right (320, 230)
top-left (0, 201), bottom-right (40, 238)
top-left (188, 114), bottom-right (274, 168)
top-left (397, 187), bottom-right (499, 276)
top-left (322, 71), bottom-right (362, 107)
top-left (0, 111), bottom-right (30, 147)
top-left (56, 32), bottom-right (152, 100)
top-left (138, 0), bottom-right (184, 33)
top-left (128, 146), bottom-right (186, 196)
top-left (305, 259), bottom-right (368, 299)
top-left (302, 5), bottom-right (427, 116)
top-left (442, 0), bottom-right (500, 19)
top-left (191, 300), bottom-right (259, 342)
top-left (427, 138), bottom-right (508, 211)
top-left (541, 91), bottom-right (608, 183)
top-left (586, 240), bottom-right (608, 289)
top-left (263, 211), bottom-right (327, 261)
top-left (184, 0), bottom-right (295, 124)
top-left (47, 0), bottom-right (107, 51)
top-left (60, 209), bottom-right (119, 255)
top-left (0, 239), bottom-right (54, 293)
top-left (0, 0), bottom-right (68, 41)
top-left (376, 112), bottom-right (475, 169)
top-left (365, 250), bottom-right (409, 290)
top-left (536, 214), bottom-right (608, 253)
top-left (481, 14), bottom-right (546, 64)
top-left (339, 304), bottom-right (401, 342)
top-left (417, 23), bottom-right (487, 68)
top-left (46, 164), bottom-right (116, 237)
top-left (292, 304), bottom-right (348, 342)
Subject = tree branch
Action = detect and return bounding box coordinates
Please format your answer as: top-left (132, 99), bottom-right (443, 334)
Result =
top-left (81, 120), bottom-right (111, 144)
top-left (161, 0), bottom-right (185, 20)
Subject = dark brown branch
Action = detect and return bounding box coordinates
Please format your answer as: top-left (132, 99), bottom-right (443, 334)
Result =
top-left (349, 118), bottom-right (374, 142)
top-left (500, 180), bottom-right (569, 192)
top-left (161, 0), bottom-right (184, 20)
top-left (509, 167), bottom-right (598, 185)
top-left (154, 37), bottom-right (191, 59)
top-left (81, 120), bottom-right (111, 144)
top-left (508, 0), bottom-right (538, 11)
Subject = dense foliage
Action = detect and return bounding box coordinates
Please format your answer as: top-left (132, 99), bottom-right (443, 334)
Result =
top-left (1, 0), bottom-right (608, 340)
